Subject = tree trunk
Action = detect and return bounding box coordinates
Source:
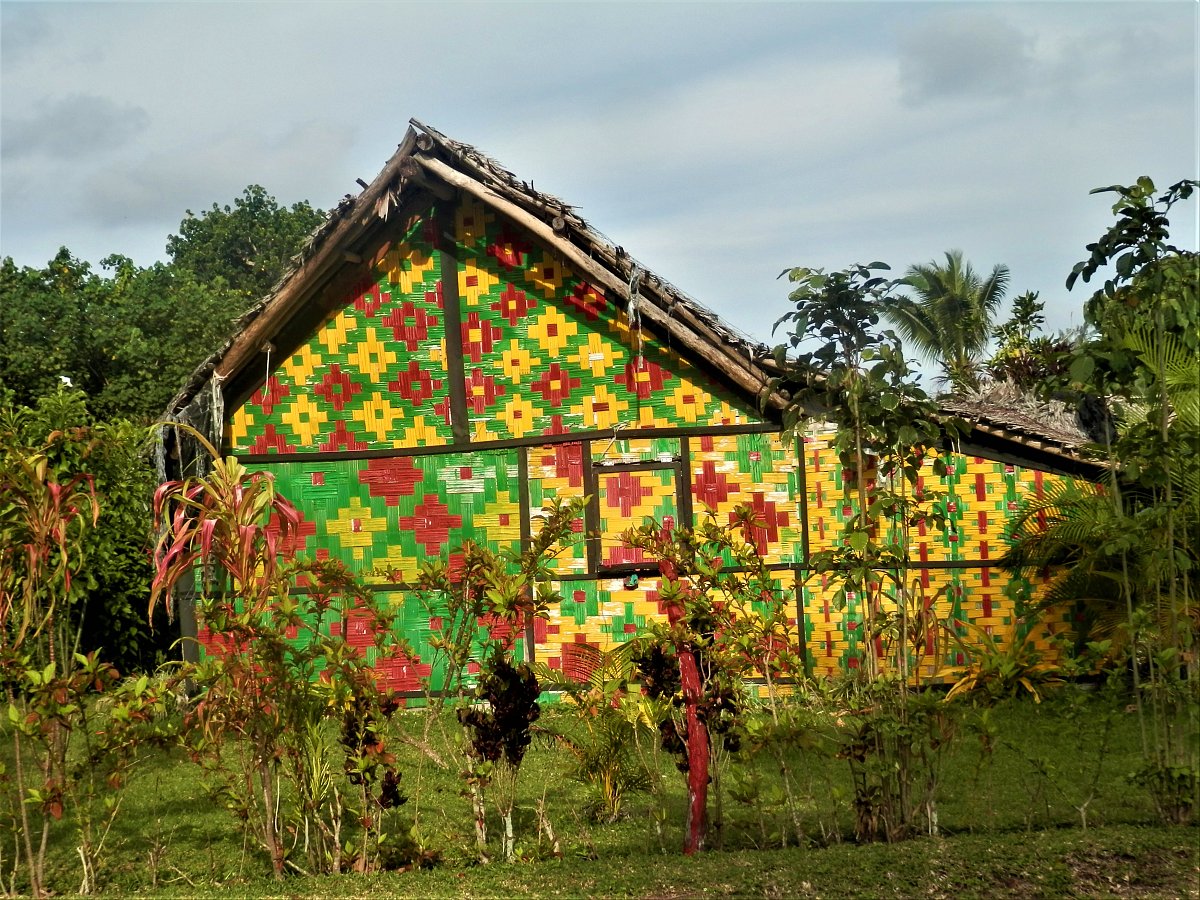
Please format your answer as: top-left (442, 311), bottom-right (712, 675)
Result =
top-left (678, 646), bottom-right (709, 855)
top-left (258, 762), bottom-right (284, 878)
top-left (10, 724), bottom-right (43, 899)
top-left (660, 560), bottom-right (710, 855)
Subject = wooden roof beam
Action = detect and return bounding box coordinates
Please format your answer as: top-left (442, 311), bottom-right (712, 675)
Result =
top-left (214, 130), bottom-right (422, 383)
top-left (414, 153), bottom-right (785, 412)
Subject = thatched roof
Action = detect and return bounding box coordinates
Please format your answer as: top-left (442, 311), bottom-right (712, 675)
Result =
top-left (164, 120), bottom-right (1103, 478)
top-left (941, 381), bottom-right (1103, 476)
top-left (166, 120), bottom-right (783, 422)
top-left (943, 381), bottom-right (1091, 449)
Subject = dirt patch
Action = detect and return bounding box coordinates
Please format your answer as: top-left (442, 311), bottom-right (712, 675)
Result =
top-left (1066, 847), bottom-right (1200, 898)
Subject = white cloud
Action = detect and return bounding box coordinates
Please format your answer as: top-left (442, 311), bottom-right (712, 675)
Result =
top-left (897, 9), bottom-right (1037, 104)
top-left (0, 4), bottom-right (51, 66)
top-left (2, 94), bottom-right (150, 160)
top-left (81, 121), bottom-right (358, 228)
top-left (0, 0), bottom-right (1194, 353)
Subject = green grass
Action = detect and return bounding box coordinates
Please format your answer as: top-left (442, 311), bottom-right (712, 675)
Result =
top-left (129, 826), bottom-right (1200, 899)
top-left (3, 688), bottom-right (1197, 898)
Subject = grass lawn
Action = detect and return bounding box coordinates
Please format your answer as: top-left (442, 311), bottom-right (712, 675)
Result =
top-left (4, 688), bottom-right (1197, 898)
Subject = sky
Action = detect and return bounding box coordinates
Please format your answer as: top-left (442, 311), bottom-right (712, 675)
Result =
top-left (1, 1), bottom-right (1197, 360)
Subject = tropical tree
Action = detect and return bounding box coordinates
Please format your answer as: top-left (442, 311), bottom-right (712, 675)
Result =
top-left (167, 184), bottom-right (325, 299)
top-left (772, 262), bottom-right (966, 842)
top-left (884, 250), bottom-right (1010, 392)
top-left (2, 185), bottom-right (322, 421)
top-left (1005, 176), bottom-right (1198, 824)
top-left (0, 387), bottom-right (166, 673)
top-left (985, 291), bottom-right (1081, 394)
top-left (0, 251), bottom-right (244, 420)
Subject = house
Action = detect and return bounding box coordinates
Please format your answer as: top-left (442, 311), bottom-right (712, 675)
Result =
top-left (163, 120), bottom-right (1099, 691)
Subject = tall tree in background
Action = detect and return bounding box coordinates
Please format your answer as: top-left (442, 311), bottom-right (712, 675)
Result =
top-left (0, 387), bottom-right (168, 674)
top-left (0, 252), bottom-right (242, 420)
top-left (986, 290), bottom-right (1078, 393)
top-left (1, 185), bottom-right (324, 421)
top-left (883, 249), bottom-right (1010, 393)
top-left (167, 184), bottom-right (325, 298)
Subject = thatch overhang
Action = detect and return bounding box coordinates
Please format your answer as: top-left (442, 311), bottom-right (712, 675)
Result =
top-left (163, 119), bottom-right (1104, 480)
top-left (943, 384), bottom-right (1106, 479)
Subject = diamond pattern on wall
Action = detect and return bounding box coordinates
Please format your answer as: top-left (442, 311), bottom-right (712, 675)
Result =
top-left (527, 442), bottom-right (589, 575)
top-left (446, 198), bottom-right (759, 441)
top-left (229, 211), bottom-right (450, 453)
top-left (245, 448), bottom-right (520, 584)
top-left (219, 193), bottom-right (1079, 685)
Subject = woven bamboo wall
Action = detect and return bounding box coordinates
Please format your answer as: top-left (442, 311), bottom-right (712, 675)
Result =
top-left (212, 200), bottom-right (1076, 690)
top-left (228, 212), bottom-right (452, 453)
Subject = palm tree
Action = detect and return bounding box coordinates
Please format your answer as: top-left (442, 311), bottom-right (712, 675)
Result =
top-left (884, 250), bottom-right (1010, 392)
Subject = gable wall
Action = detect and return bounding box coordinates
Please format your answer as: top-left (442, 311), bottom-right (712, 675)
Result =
top-left (216, 199), bottom-right (1073, 690)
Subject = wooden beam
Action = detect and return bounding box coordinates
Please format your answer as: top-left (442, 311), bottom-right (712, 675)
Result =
top-left (215, 130), bottom-right (421, 382)
top-left (414, 154), bottom-right (785, 411)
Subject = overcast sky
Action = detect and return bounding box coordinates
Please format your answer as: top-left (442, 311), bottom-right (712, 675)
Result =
top-left (2, 1), bottom-right (1196, 357)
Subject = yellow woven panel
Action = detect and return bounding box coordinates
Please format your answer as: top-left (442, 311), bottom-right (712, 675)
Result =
top-left (801, 566), bottom-right (1066, 679)
top-left (689, 432), bottom-right (802, 565)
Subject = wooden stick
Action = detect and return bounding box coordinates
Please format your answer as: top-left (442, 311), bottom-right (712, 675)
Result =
top-left (214, 129), bottom-right (422, 382)
top-left (415, 154), bottom-right (785, 410)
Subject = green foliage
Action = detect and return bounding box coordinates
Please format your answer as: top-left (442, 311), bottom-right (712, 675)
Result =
top-left (773, 259), bottom-right (975, 842)
top-left (0, 406), bottom-right (100, 657)
top-left (943, 622), bottom-right (1064, 704)
top-left (535, 648), bottom-right (658, 823)
top-left (413, 541), bottom-right (517, 707)
top-left (167, 184), bottom-right (324, 299)
top-left (2, 652), bottom-right (176, 894)
top-left (0, 252), bottom-right (246, 421)
top-left (997, 478), bottom-right (1187, 655)
top-left (620, 507), bottom-right (801, 853)
top-left (623, 512), bottom-right (788, 763)
top-left (1064, 176), bottom-right (1198, 403)
top-left (410, 496), bottom-right (588, 863)
top-left (987, 291), bottom-right (1079, 391)
top-left (3, 684), bottom-right (1197, 894)
top-left (773, 262), bottom-right (962, 475)
top-left (774, 260), bottom-right (965, 682)
top-left (0, 406), bottom-right (122, 897)
top-left (413, 496), bottom-right (590, 706)
top-left (885, 249), bottom-right (1011, 393)
top-left (1, 185), bottom-right (321, 422)
top-left (151, 436), bottom-right (413, 877)
top-left (183, 560), bottom-right (412, 876)
top-left (1053, 175), bottom-right (1200, 825)
top-left (459, 649), bottom-right (541, 770)
top-left (2, 388), bottom-right (164, 673)
top-left (457, 653), bottom-right (543, 862)
top-left (829, 677), bottom-right (958, 842)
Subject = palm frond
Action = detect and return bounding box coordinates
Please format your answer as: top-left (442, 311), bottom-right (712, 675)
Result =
top-left (887, 250), bottom-right (1009, 390)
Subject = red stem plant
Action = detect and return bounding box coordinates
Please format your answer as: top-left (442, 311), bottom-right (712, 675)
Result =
top-left (623, 506), bottom-right (795, 855)
top-left (150, 430), bottom-right (409, 877)
top-left (0, 437), bottom-right (100, 897)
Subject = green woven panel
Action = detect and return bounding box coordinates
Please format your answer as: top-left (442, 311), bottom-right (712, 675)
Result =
top-left (247, 448), bottom-right (522, 583)
top-left (369, 589), bottom-right (527, 697)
